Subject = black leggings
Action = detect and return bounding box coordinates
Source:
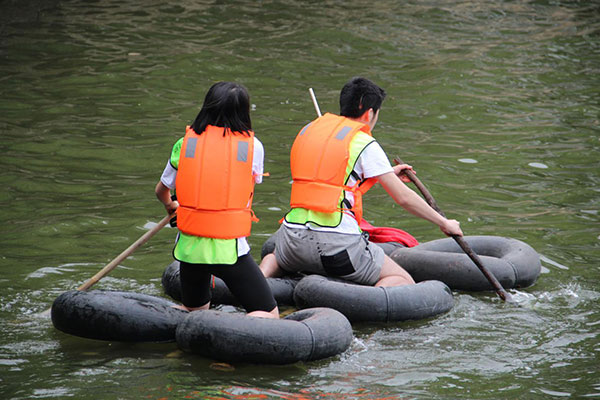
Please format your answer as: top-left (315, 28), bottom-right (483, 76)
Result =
top-left (179, 254), bottom-right (277, 313)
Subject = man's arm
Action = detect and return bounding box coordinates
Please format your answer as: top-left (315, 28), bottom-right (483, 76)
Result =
top-left (377, 172), bottom-right (463, 237)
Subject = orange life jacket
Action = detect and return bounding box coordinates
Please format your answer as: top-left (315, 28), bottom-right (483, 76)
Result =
top-left (176, 125), bottom-right (257, 239)
top-left (289, 113), bottom-right (377, 224)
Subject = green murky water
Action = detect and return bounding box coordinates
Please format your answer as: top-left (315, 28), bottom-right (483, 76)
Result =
top-left (1, 1), bottom-right (598, 399)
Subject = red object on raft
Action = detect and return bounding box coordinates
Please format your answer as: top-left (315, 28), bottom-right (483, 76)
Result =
top-left (359, 219), bottom-right (419, 247)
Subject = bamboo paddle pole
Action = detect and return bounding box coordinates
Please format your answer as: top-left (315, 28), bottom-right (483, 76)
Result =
top-left (393, 157), bottom-right (513, 302)
top-left (309, 88), bottom-right (322, 117)
top-left (39, 213), bottom-right (174, 316)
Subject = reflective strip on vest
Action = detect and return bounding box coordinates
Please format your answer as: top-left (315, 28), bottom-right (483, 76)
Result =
top-left (237, 141), bottom-right (249, 162)
top-left (298, 122), bottom-right (312, 136)
top-left (335, 126), bottom-right (352, 140)
top-left (176, 125), bottom-right (256, 239)
top-left (185, 137), bottom-right (197, 158)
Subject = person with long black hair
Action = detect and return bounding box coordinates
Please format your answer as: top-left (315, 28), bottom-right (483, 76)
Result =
top-left (155, 82), bottom-right (279, 318)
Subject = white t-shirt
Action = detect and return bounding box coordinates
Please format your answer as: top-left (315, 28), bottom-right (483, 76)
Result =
top-left (160, 137), bottom-right (265, 256)
top-left (283, 139), bottom-right (393, 234)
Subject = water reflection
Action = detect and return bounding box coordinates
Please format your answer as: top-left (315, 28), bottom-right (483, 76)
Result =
top-left (0, 0), bottom-right (599, 399)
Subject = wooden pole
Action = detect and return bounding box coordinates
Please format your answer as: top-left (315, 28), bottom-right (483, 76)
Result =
top-left (394, 157), bottom-right (513, 302)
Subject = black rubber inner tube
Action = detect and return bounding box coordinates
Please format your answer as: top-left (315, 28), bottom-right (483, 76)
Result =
top-left (176, 307), bottom-right (353, 364)
top-left (389, 235), bottom-right (541, 291)
top-left (51, 290), bottom-right (188, 343)
top-left (293, 275), bottom-right (454, 323)
top-left (161, 261), bottom-right (299, 307)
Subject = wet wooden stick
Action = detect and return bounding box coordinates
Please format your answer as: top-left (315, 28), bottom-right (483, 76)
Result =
top-left (394, 157), bottom-right (513, 302)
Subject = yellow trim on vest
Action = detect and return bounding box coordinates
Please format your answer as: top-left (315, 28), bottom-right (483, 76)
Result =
top-left (285, 131), bottom-right (376, 227)
top-left (174, 233), bottom-right (238, 265)
top-left (169, 133), bottom-right (242, 264)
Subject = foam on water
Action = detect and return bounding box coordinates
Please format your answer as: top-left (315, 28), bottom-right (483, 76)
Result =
top-left (540, 254), bottom-right (570, 270)
top-left (25, 263), bottom-right (96, 279)
top-left (528, 162), bottom-right (549, 169)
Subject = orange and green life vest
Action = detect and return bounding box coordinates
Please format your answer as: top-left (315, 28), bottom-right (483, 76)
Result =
top-left (286, 113), bottom-right (377, 227)
top-left (176, 125), bottom-right (257, 239)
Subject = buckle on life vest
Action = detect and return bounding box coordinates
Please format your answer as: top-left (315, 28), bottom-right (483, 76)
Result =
top-left (334, 182), bottom-right (359, 221)
top-left (250, 209), bottom-right (259, 223)
top-left (338, 180), bottom-right (370, 224)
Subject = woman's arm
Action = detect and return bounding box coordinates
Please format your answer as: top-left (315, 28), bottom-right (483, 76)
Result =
top-left (155, 181), bottom-right (179, 215)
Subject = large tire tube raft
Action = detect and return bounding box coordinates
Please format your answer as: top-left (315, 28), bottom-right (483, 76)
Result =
top-left (260, 234), bottom-right (277, 259)
top-left (176, 307), bottom-right (352, 364)
top-left (389, 235), bottom-right (541, 291)
top-left (161, 261), bottom-right (299, 307)
top-left (51, 290), bottom-right (187, 343)
top-left (293, 275), bottom-right (454, 323)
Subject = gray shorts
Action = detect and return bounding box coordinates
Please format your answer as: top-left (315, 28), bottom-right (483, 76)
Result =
top-left (273, 225), bottom-right (385, 286)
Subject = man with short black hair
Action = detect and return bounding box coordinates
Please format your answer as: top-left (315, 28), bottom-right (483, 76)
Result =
top-left (260, 77), bottom-right (463, 287)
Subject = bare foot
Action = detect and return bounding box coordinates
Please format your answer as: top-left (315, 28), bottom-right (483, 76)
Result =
top-left (171, 302), bottom-right (210, 312)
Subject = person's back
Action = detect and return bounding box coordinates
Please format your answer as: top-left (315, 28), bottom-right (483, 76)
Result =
top-left (156, 81), bottom-right (279, 319)
top-left (285, 112), bottom-right (377, 232)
